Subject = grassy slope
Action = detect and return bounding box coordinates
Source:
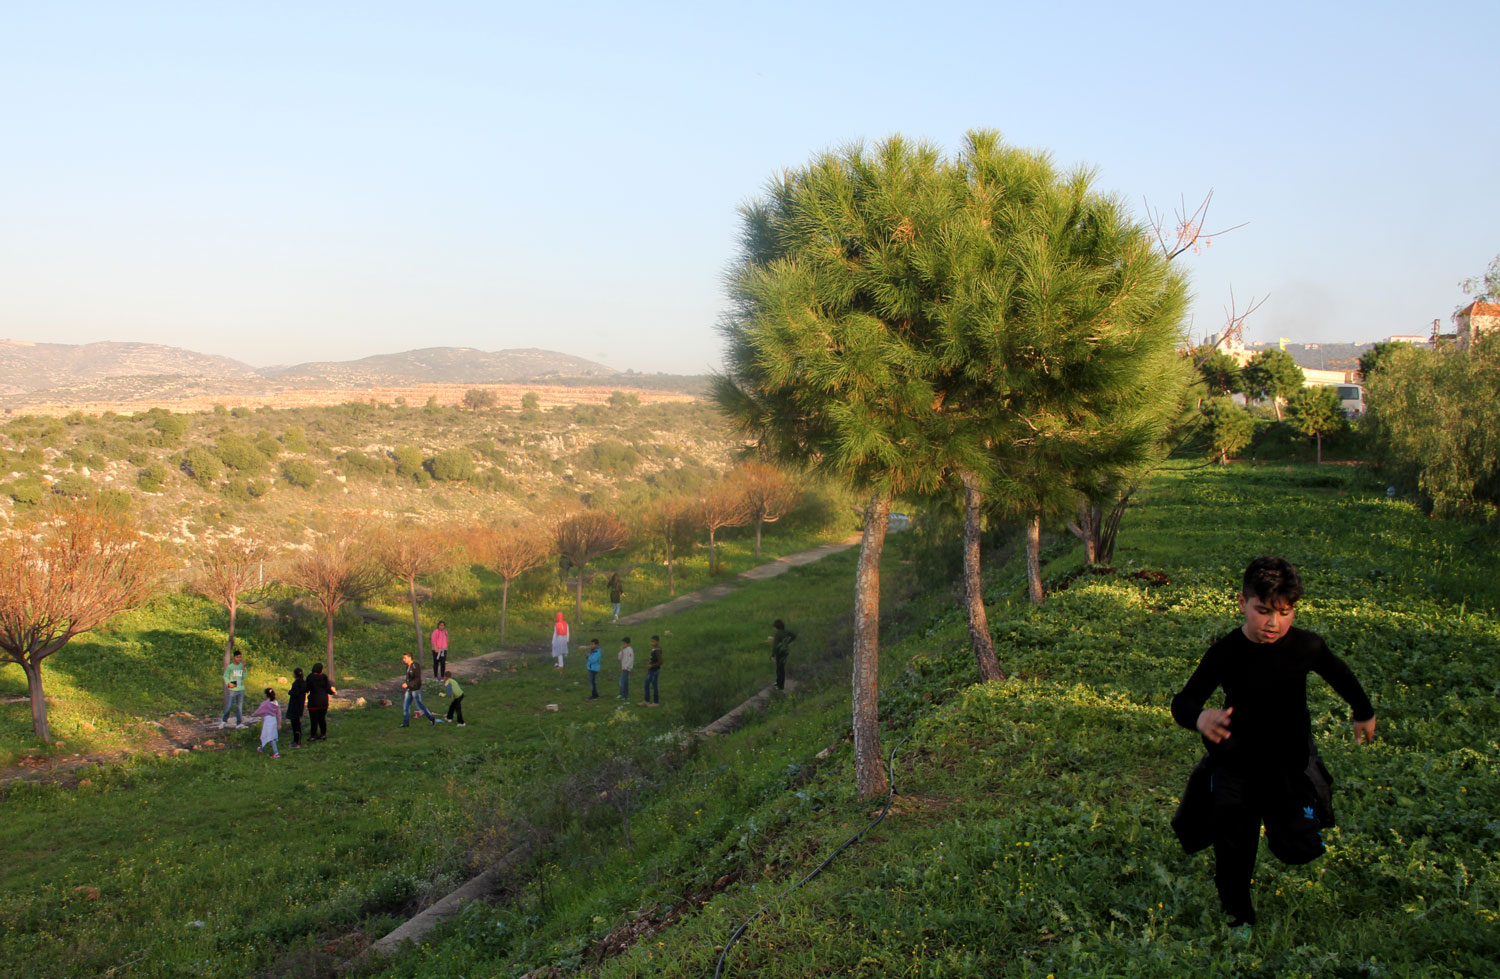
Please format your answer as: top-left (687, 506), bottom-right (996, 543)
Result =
top-left (4, 465), bottom-right (1498, 978)
top-left (381, 465), bottom-right (1499, 979)
top-left (0, 530), bottom-right (867, 978)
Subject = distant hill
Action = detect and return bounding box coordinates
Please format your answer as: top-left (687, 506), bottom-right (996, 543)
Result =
top-left (0, 340), bottom-right (258, 396)
top-left (261, 347), bottom-right (615, 386)
top-left (0, 340), bottom-right (692, 409)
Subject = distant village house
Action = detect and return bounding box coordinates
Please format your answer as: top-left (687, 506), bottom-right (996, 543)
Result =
top-left (1453, 301), bottom-right (1500, 351)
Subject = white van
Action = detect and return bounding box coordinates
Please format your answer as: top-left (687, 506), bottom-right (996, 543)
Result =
top-left (1335, 384), bottom-right (1364, 418)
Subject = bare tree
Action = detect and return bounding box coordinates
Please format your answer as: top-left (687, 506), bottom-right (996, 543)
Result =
top-left (373, 522), bottom-right (461, 659)
top-left (693, 480), bottom-right (751, 575)
top-left (0, 501), bottom-right (167, 741)
top-left (187, 536), bottom-right (275, 707)
top-left (471, 522), bottom-right (551, 645)
top-left (555, 511), bottom-right (630, 623)
top-left (643, 494), bottom-right (695, 595)
top-left (285, 528), bottom-right (386, 677)
top-left (738, 462), bottom-right (801, 558)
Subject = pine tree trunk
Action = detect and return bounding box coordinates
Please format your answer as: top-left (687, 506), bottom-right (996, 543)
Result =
top-left (665, 536), bottom-right (675, 596)
top-left (500, 580), bottom-right (510, 646)
top-left (408, 578), bottom-right (425, 658)
top-left (1316, 431), bottom-right (1323, 464)
top-left (708, 529), bottom-right (718, 574)
top-left (1026, 512), bottom-right (1044, 606)
top-left (24, 659), bottom-right (50, 742)
top-left (1099, 489), bottom-right (1134, 565)
top-left (961, 472), bottom-right (1006, 682)
top-left (755, 514), bottom-right (764, 558)
top-left (325, 608), bottom-right (336, 675)
top-left (574, 570), bottom-right (585, 625)
top-left (224, 600), bottom-right (239, 710)
top-left (853, 491), bottom-right (890, 800)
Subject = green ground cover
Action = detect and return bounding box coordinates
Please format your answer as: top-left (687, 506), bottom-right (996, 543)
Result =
top-left (0, 534), bottom-right (869, 977)
top-left (4, 463), bottom-right (1498, 978)
top-left (378, 464), bottom-right (1499, 978)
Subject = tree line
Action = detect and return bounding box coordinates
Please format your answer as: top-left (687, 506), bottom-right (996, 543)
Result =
top-left (0, 463), bottom-right (804, 743)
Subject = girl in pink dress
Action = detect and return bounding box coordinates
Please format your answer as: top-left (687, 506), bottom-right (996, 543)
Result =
top-left (250, 688), bottom-right (282, 759)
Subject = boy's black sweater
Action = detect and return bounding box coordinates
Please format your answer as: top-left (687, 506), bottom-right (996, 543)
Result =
top-left (1171, 626), bottom-right (1374, 772)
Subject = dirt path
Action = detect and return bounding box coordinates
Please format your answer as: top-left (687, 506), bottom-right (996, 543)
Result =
top-left (0, 537), bottom-right (859, 792)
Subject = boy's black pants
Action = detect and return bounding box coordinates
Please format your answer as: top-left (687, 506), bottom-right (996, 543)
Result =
top-left (445, 695), bottom-right (464, 723)
top-left (1209, 764), bottom-right (1328, 923)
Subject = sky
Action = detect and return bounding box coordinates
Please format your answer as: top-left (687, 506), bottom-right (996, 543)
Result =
top-left (3, 1), bottom-right (1496, 374)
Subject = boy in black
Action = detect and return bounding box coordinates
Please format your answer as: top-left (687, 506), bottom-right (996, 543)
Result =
top-left (1171, 556), bottom-right (1377, 928)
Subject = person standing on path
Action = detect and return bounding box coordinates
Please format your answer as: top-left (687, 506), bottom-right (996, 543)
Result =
top-left (442, 675), bottom-right (466, 726)
top-left (642, 635), bottom-right (662, 706)
top-left (771, 619), bottom-right (797, 691)
top-left (286, 667), bottom-right (307, 748)
top-left (304, 663), bottom-right (335, 741)
top-left (552, 612), bottom-right (570, 669)
top-left (617, 637), bottom-right (635, 700)
top-left (586, 639), bottom-right (602, 699)
top-left (608, 572), bottom-right (625, 623)
top-left (400, 652), bottom-right (438, 727)
top-left (430, 620), bottom-right (449, 680)
top-left (249, 688), bottom-right (282, 759)
top-left (221, 649), bottom-right (247, 728)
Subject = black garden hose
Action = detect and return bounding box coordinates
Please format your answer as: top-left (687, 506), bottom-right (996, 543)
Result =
top-left (712, 735), bottom-right (912, 978)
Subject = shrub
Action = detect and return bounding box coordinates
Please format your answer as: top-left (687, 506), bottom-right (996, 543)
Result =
top-left (147, 412), bottom-right (189, 446)
top-left (137, 462), bottom-right (169, 492)
top-left (392, 445), bottom-right (425, 479)
top-left (215, 434), bottom-right (268, 472)
top-left (607, 390), bottom-right (640, 408)
top-left (280, 427), bottom-right (309, 452)
top-left (340, 449), bottom-right (388, 477)
top-left (5, 478), bottom-right (44, 507)
top-left (585, 439), bottom-right (640, 475)
top-left (280, 459), bottom-right (319, 489)
top-left (230, 406), bottom-right (253, 418)
top-left (51, 473), bottom-right (93, 499)
top-left (520, 392), bottom-right (540, 411)
top-left (253, 432), bottom-right (281, 459)
top-left (181, 447), bottom-right (223, 487)
top-left (429, 449), bottom-right (476, 481)
top-left (463, 388), bottom-right (497, 409)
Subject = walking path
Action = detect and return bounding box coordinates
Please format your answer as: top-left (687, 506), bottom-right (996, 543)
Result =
top-left (0, 535), bottom-right (859, 790)
top-left (614, 535), bottom-right (859, 626)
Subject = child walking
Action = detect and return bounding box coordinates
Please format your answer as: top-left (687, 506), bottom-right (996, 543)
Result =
top-left (250, 688), bottom-right (282, 759)
top-left (443, 675), bottom-right (466, 726)
top-left (1171, 556), bottom-right (1377, 930)
top-left (552, 612), bottom-right (570, 669)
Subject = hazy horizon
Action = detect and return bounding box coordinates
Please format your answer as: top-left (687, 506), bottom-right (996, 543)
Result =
top-left (4, 2), bottom-right (1496, 374)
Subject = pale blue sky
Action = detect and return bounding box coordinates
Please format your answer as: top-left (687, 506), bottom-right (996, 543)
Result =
top-left (3, 1), bottom-right (1495, 373)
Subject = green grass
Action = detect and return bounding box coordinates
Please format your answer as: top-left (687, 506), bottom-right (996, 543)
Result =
top-left (4, 463), bottom-right (1499, 978)
top-left (374, 463), bottom-right (1499, 979)
top-left (0, 524), bottom-right (869, 978)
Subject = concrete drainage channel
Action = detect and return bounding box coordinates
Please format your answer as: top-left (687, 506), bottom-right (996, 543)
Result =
top-left (365, 678), bottom-right (800, 961)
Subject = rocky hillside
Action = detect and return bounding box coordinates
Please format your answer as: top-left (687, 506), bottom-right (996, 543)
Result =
top-left (0, 341), bottom-right (639, 408)
top-left (0, 340), bottom-right (259, 396)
